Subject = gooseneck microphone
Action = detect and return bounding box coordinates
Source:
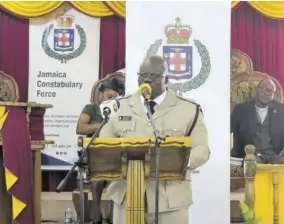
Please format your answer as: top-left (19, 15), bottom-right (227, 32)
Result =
top-left (138, 83), bottom-right (152, 100)
top-left (139, 82), bottom-right (162, 224)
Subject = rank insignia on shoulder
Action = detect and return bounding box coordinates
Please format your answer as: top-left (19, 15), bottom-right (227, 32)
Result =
top-left (177, 95), bottom-right (203, 114)
top-left (118, 116), bottom-right (132, 121)
top-left (177, 95), bottom-right (197, 104)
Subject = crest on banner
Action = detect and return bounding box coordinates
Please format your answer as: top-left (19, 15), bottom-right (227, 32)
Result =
top-left (42, 11), bottom-right (87, 63)
top-left (146, 17), bottom-right (211, 95)
top-left (54, 14), bottom-right (75, 52)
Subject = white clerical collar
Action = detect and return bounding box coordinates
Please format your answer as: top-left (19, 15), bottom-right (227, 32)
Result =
top-left (140, 90), bottom-right (167, 106)
top-left (255, 105), bottom-right (268, 112)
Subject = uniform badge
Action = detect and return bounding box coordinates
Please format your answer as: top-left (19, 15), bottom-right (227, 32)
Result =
top-left (119, 116), bottom-right (132, 121)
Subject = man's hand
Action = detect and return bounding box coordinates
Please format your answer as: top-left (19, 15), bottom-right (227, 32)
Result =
top-left (279, 148), bottom-right (284, 156)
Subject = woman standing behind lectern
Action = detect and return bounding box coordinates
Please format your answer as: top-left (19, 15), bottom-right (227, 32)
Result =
top-left (76, 77), bottom-right (125, 224)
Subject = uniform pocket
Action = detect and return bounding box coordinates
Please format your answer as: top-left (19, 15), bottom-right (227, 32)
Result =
top-left (165, 180), bottom-right (193, 209)
top-left (115, 120), bottom-right (136, 137)
top-left (163, 122), bottom-right (187, 137)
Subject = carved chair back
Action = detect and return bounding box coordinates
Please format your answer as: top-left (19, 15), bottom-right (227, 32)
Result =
top-left (0, 71), bottom-right (19, 102)
top-left (231, 71), bottom-right (283, 113)
top-left (90, 72), bottom-right (125, 105)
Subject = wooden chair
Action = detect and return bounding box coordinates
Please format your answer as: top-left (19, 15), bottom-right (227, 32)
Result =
top-left (231, 49), bottom-right (253, 76)
top-left (90, 72), bottom-right (125, 105)
top-left (230, 49), bottom-right (254, 194)
top-left (230, 50), bottom-right (284, 222)
top-left (230, 71), bottom-right (283, 190)
top-left (72, 72), bottom-right (125, 222)
top-left (0, 71), bottom-right (20, 102)
top-left (230, 50), bottom-right (284, 191)
top-left (243, 145), bottom-right (284, 224)
top-left (231, 71), bottom-right (283, 113)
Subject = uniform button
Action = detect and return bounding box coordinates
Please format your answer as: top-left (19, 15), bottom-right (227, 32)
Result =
top-left (148, 122), bottom-right (151, 126)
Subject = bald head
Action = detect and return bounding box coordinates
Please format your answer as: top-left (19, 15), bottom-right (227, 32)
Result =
top-left (256, 78), bottom-right (276, 106)
top-left (138, 55), bottom-right (168, 99)
top-left (258, 79), bottom-right (276, 90)
top-left (139, 55), bottom-right (167, 75)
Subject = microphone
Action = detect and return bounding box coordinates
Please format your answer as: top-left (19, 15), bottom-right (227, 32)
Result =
top-left (99, 99), bottom-right (120, 118)
top-left (138, 83), bottom-right (152, 100)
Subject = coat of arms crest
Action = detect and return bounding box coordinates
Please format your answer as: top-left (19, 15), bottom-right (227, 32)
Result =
top-left (54, 14), bottom-right (75, 52)
top-left (42, 11), bottom-right (87, 63)
top-left (147, 17), bottom-right (211, 95)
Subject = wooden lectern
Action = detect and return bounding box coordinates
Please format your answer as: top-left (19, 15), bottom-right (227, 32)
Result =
top-left (79, 136), bottom-right (191, 224)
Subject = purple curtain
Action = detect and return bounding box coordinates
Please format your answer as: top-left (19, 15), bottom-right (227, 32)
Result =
top-left (30, 108), bottom-right (45, 141)
top-left (100, 15), bottom-right (125, 78)
top-left (231, 2), bottom-right (284, 88)
top-left (0, 9), bottom-right (34, 224)
top-left (0, 8), bottom-right (29, 102)
top-left (2, 107), bottom-right (34, 224)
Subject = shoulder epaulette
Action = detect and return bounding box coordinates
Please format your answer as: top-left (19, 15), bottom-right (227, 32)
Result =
top-left (177, 95), bottom-right (199, 105)
top-left (177, 95), bottom-right (203, 114)
top-left (117, 94), bottom-right (131, 100)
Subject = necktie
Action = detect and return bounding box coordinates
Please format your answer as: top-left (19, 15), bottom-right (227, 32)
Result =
top-left (148, 101), bottom-right (157, 115)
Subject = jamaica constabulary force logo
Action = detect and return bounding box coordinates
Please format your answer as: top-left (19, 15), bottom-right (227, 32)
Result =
top-left (42, 11), bottom-right (87, 63)
top-left (147, 17), bottom-right (211, 95)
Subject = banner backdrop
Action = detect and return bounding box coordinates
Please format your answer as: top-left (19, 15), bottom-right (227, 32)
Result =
top-left (126, 1), bottom-right (231, 224)
top-left (28, 4), bottom-right (100, 170)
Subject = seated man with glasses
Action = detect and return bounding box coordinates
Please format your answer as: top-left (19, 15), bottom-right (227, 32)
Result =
top-left (231, 78), bottom-right (284, 164)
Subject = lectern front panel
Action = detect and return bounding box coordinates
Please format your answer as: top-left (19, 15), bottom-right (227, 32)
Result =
top-left (82, 137), bottom-right (191, 181)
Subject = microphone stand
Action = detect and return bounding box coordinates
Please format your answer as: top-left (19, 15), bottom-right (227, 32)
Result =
top-left (56, 111), bottom-right (110, 224)
top-left (144, 100), bottom-right (164, 224)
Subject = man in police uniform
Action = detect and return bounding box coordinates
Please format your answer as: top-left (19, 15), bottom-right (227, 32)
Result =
top-left (99, 55), bottom-right (210, 223)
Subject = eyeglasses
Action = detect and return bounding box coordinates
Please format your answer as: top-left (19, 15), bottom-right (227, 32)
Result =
top-left (137, 73), bottom-right (164, 78)
top-left (259, 87), bottom-right (276, 94)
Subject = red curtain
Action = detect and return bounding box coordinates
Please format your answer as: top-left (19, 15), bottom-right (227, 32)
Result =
top-left (231, 1), bottom-right (244, 12)
top-left (0, 8), bottom-right (29, 102)
top-left (100, 15), bottom-right (125, 78)
top-left (0, 9), bottom-right (34, 223)
top-left (231, 2), bottom-right (284, 88)
top-left (2, 107), bottom-right (34, 223)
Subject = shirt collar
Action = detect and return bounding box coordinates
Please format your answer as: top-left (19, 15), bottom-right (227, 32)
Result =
top-left (139, 90), bottom-right (167, 105)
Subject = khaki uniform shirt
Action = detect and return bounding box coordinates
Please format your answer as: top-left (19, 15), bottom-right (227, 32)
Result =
top-left (99, 91), bottom-right (210, 213)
